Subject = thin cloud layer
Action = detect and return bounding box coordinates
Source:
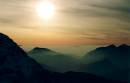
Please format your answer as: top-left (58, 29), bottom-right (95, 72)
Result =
top-left (0, 0), bottom-right (129, 45)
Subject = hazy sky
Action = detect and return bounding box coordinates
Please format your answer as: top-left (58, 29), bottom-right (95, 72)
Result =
top-left (0, 0), bottom-right (130, 45)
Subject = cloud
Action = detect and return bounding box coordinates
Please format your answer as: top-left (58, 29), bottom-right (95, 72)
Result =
top-left (59, 0), bottom-right (130, 22)
top-left (0, 18), bottom-right (13, 24)
top-left (61, 0), bottom-right (130, 42)
top-left (0, 0), bottom-right (130, 44)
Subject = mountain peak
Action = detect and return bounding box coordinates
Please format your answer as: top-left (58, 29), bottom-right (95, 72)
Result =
top-left (118, 44), bottom-right (129, 48)
top-left (29, 47), bottom-right (52, 54)
top-left (33, 47), bottom-right (51, 51)
top-left (0, 33), bottom-right (6, 37)
top-left (0, 33), bottom-right (20, 54)
top-left (0, 33), bottom-right (17, 46)
top-left (107, 44), bottom-right (116, 48)
top-left (0, 33), bottom-right (10, 41)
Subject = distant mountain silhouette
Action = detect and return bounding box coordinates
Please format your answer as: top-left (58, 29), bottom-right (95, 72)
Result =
top-left (28, 47), bottom-right (80, 72)
top-left (80, 44), bottom-right (130, 82)
top-left (0, 33), bottom-right (126, 83)
top-left (29, 47), bottom-right (53, 53)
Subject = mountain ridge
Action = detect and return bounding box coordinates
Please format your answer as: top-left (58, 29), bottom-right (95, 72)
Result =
top-left (80, 44), bottom-right (130, 82)
top-left (28, 47), bottom-right (80, 72)
top-left (0, 33), bottom-right (127, 83)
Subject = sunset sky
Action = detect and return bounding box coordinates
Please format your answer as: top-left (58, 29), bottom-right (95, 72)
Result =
top-left (0, 0), bottom-right (130, 45)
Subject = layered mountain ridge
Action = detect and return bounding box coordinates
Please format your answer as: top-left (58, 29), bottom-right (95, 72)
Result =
top-left (0, 33), bottom-right (127, 83)
top-left (28, 47), bottom-right (80, 72)
top-left (80, 44), bottom-right (130, 82)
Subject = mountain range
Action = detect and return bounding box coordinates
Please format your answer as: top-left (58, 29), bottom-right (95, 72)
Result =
top-left (80, 44), bottom-right (130, 82)
top-left (0, 33), bottom-right (128, 83)
top-left (28, 39), bottom-right (129, 82)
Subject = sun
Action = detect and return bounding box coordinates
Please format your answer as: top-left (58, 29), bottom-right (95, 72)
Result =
top-left (36, 1), bottom-right (55, 19)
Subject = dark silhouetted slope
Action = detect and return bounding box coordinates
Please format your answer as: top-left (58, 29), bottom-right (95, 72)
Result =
top-left (0, 33), bottom-right (52, 83)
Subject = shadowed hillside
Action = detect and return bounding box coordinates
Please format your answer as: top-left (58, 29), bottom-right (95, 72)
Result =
top-left (28, 47), bottom-right (80, 72)
top-left (80, 44), bottom-right (130, 82)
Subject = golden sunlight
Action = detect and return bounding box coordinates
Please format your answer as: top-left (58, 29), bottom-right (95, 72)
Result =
top-left (36, 1), bottom-right (55, 19)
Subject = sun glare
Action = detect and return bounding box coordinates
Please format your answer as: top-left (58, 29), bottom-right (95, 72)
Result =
top-left (36, 1), bottom-right (55, 19)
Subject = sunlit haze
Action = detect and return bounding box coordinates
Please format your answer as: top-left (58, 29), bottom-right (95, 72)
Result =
top-left (0, 0), bottom-right (130, 46)
top-left (36, 1), bottom-right (55, 19)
